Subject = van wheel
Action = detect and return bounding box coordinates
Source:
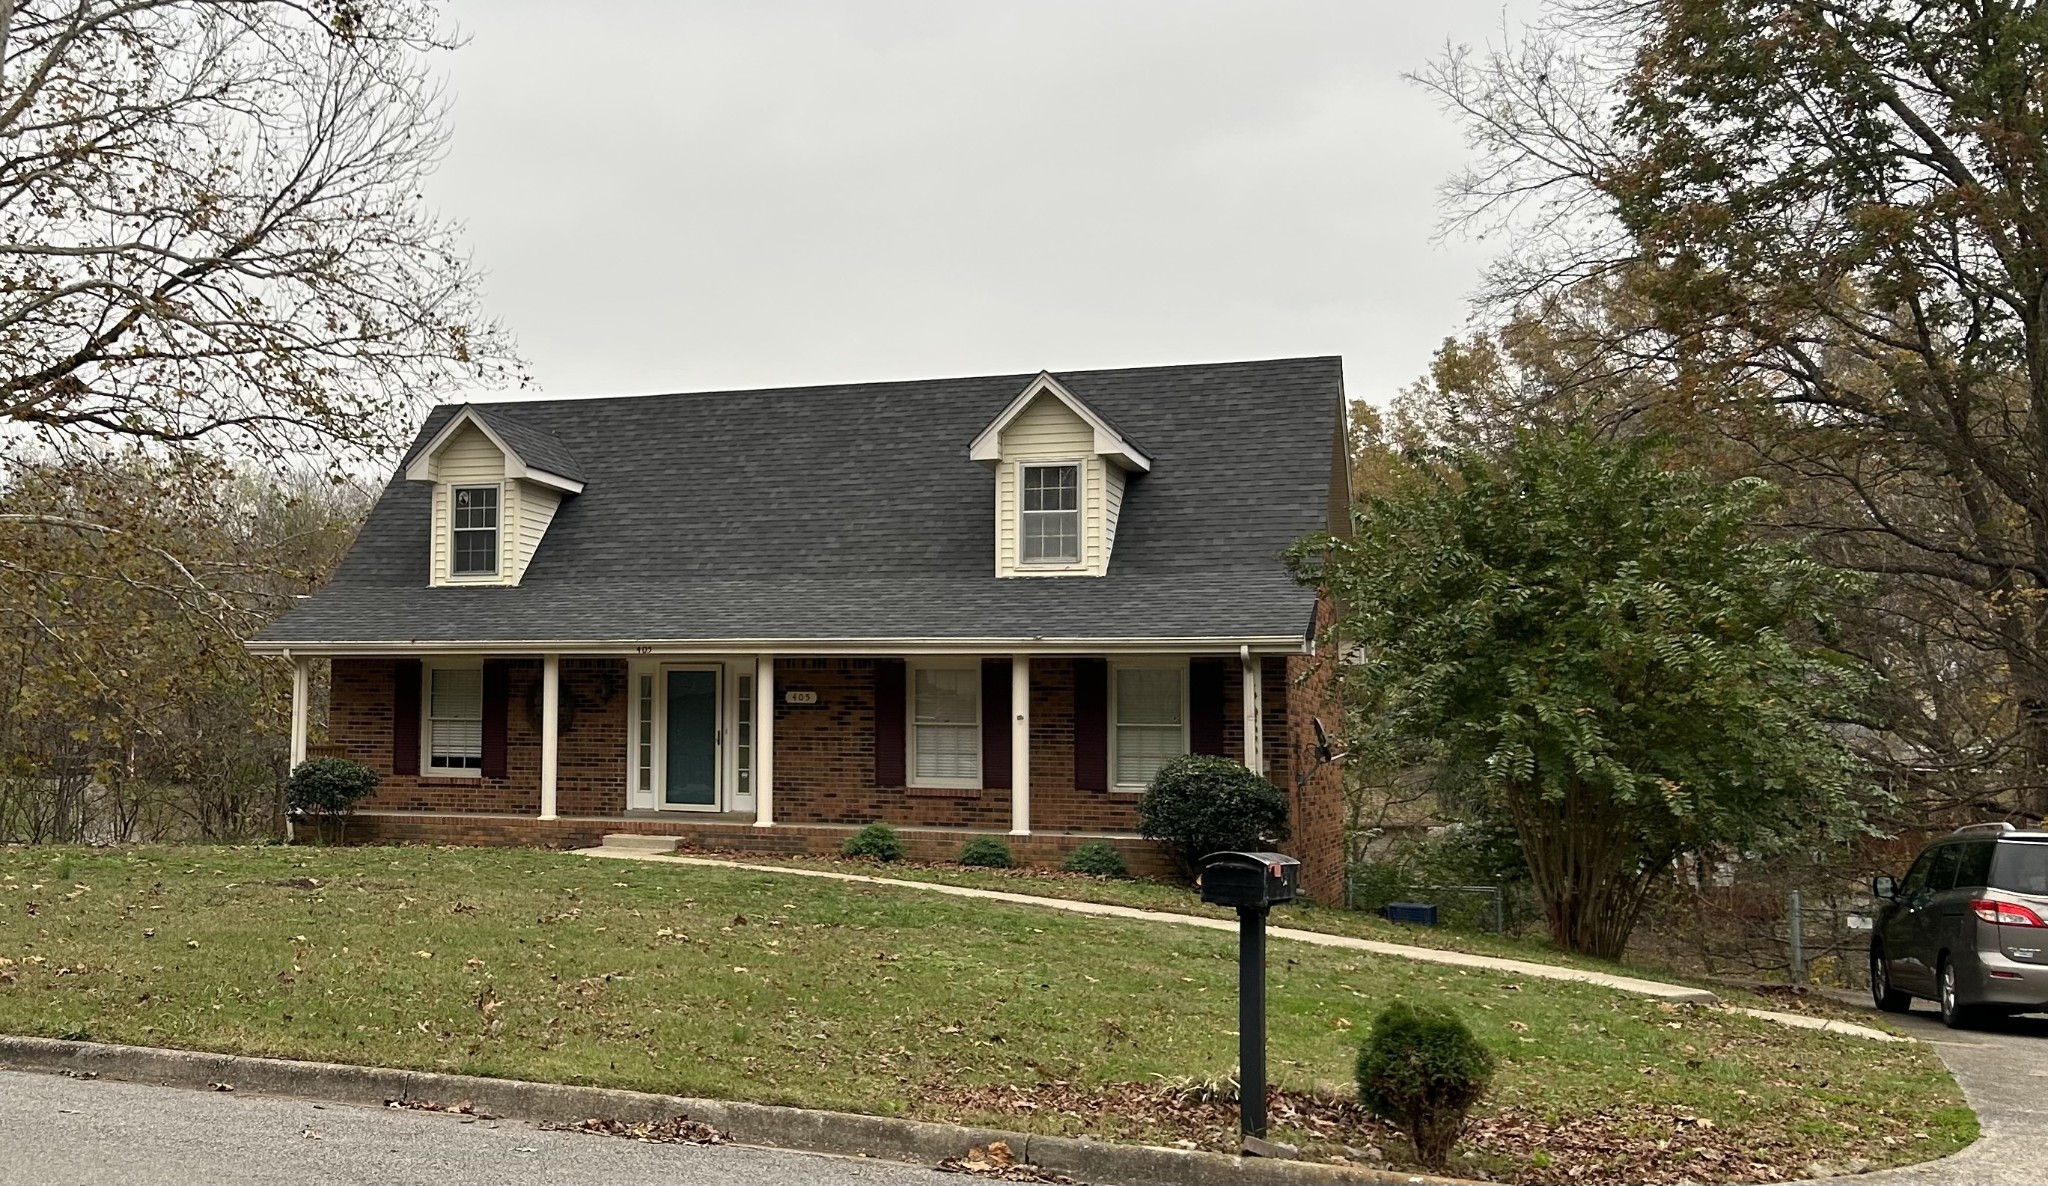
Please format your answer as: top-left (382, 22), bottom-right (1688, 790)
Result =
top-left (1871, 945), bottom-right (1912, 1012)
top-left (1939, 959), bottom-right (1985, 1029)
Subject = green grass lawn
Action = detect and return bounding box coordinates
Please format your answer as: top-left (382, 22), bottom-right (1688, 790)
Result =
top-left (692, 852), bottom-right (1857, 1017)
top-left (0, 845), bottom-right (1970, 1183)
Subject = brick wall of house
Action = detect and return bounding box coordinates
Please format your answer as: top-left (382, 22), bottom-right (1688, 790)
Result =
top-left (327, 646), bottom-right (1341, 897)
top-left (329, 655), bottom-right (627, 815)
top-left (771, 658), bottom-right (1012, 829)
top-left (1283, 595), bottom-right (1347, 905)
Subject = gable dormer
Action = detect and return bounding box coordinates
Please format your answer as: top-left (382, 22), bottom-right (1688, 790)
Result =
top-left (971, 372), bottom-right (1149, 578)
top-left (402, 406), bottom-right (584, 587)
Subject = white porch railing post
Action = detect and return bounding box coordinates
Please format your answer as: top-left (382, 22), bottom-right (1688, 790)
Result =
top-left (1010, 654), bottom-right (1031, 835)
top-left (288, 655), bottom-right (310, 771)
top-left (755, 655), bottom-right (775, 827)
top-left (1241, 645), bottom-right (1265, 776)
top-left (540, 653), bottom-right (560, 820)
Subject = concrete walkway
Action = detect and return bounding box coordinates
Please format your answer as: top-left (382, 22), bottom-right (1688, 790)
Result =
top-left (571, 847), bottom-right (1902, 1044)
top-left (1820, 1003), bottom-right (2048, 1186)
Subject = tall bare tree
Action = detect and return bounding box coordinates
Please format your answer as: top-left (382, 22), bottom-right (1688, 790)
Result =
top-left (0, 0), bottom-right (515, 470)
top-left (1420, 1), bottom-right (2048, 817)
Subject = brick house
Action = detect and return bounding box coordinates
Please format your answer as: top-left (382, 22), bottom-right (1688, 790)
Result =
top-left (251, 357), bottom-right (1352, 901)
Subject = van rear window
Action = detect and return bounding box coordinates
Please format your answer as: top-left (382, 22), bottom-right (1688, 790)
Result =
top-left (1991, 843), bottom-right (2048, 896)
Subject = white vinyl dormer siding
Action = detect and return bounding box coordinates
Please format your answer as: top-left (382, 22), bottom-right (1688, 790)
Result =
top-left (993, 394), bottom-right (1125, 578)
top-left (424, 422), bottom-right (563, 587)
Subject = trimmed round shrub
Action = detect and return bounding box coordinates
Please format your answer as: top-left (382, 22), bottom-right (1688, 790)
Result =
top-left (1354, 1001), bottom-right (1496, 1169)
top-left (841, 822), bottom-right (906, 861)
top-left (286, 757), bottom-right (379, 817)
top-left (958, 837), bottom-right (1013, 868)
top-left (1061, 841), bottom-right (1131, 879)
top-left (1137, 755), bottom-right (1290, 875)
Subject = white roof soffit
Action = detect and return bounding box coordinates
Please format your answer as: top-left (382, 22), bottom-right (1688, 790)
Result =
top-left (967, 372), bottom-right (1152, 472)
top-left (401, 406), bottom-right (586, 495)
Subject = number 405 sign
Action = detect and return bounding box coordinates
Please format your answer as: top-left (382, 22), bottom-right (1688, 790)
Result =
top-left (782, 689), bottom-right (818, 705)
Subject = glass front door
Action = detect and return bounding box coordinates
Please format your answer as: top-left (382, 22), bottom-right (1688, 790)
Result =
top-left (664, 668), bottom-right (719, 808)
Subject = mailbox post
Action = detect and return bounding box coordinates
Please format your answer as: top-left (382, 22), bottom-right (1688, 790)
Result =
top-left (1199, 850), bottom-right (1301, 1149)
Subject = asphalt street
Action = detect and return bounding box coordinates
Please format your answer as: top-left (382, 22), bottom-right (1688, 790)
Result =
top-left (1844, 1004), bottom-right (2048, 1186)
top-left (0, 1069), bottom-right (961, 1186)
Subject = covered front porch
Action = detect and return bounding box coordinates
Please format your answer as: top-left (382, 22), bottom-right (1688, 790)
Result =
top-left (291, 648), bottom-right (1290, 841)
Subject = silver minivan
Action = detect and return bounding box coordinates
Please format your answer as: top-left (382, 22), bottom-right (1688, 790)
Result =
top-left (1871, 822), bottom-right (2048, 1027)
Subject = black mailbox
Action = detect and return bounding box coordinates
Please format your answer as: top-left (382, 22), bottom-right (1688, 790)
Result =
top-left (1200, 851), bottom-right (1301, 910)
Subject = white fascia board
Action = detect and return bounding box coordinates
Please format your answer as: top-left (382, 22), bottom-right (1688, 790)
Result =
top-left (968, 372), bottom-right (1152, 472)
top-left (517, 467), bottom-right (586, 495)
top-left (400, 406), bottom-right (585, 493)
top-left (246, 634), bottom-right (1307, 657)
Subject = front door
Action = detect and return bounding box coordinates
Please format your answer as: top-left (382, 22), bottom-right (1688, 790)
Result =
top-left (664, 668), bottom-right (719, 809)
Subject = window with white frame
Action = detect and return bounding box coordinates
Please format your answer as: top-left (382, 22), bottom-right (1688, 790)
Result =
top-left (1020, 463), bottom-right (1080, 563)
top-left (910, 661), bottom-right (980, 787)
top-left (635, 672), bottom-right (655, 796)
top-left (425, 664), bottom-right (484, 774)
top-left (1112, 664), bottom-right (1186, 789)
top-left (451, 485), bottom-right (500, 576)
top-left (735, 672), bottom-right (754, 799)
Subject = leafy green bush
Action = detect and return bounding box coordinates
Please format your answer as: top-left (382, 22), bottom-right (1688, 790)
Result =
top-left (958, 837), bottom-right (1013, 868)
top-left (1061, 841), bottom-right (1131, 878)
top-left (285, 757), bottom-right (380, 843)
top-left (841, 822), bottom-right (906, 861)
top-left (1355, 1001), bottom-right (1496, 1169)
top-left (1137, 755), bottom-right (1290, 875)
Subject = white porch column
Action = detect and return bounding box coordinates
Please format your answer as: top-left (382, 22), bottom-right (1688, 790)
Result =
top-left (288, 655), bottom-right (310, 771)
top-left (754, 655), bottom-right (775, 827)
top-left (539, 653), bottom-right (560, 820)
top-left (1010, 655), bottom-right (1031, 836)
top-left (1241, 645), bottom-right (1265, 776)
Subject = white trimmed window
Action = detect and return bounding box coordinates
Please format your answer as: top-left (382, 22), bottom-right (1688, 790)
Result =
top-left (1020, 463), bottom-right (1080, 563)
top-left (635, 672), bottom-right (655, 797)
top-left (910, 661), bottom-right (980, 787)
top-left (425, 663), bottom-right (484, 774)
top-left (451, 484), bottom-right (500, 576)
top-left (1112, 663), bottom-right (1186, 790)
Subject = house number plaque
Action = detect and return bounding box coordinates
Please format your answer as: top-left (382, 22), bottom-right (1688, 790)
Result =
top-left (783, 689), bottom-right (818, 705)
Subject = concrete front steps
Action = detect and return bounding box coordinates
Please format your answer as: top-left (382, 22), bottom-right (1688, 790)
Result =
top-left (598, 833), bottom-right (683, 854)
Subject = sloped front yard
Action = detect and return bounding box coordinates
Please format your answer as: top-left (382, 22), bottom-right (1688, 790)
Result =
top-left (0, 846), bottom-right (1972, 1183)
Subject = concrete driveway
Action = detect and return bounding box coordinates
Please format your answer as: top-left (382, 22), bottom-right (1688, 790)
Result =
top-left (1843, 1004), bottom-right (2048, 1186)
top-left (0, 1069), bottom-right (958, 1186)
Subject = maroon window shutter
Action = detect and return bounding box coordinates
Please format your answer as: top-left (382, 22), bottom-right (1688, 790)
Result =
top-left (1189, 659), bottom-right (1227, 756)
top-left (1073, 658), bottom-right (1108, 791)
top-left (480, 659), bottom-right (510, 780)
top-left (875, 659), bottom-right (907, 787)
top-left (391, 658), bottom-right (422, 776)
top-left (981, 658), bottom-right (1012, 790)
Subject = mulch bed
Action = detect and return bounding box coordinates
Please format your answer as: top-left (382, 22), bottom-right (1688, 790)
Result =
top-left (927, 1078), bottom-right (1833, 1184)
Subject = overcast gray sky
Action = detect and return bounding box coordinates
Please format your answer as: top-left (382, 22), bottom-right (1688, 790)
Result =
top-left (425, 1), bottom-right (1534, 406)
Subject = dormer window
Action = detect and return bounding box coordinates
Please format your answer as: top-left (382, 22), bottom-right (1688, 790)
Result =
top-left (971, 372), bottom-right (1151, 579)
top-left (1021, 463), bottom-right (1080, 563)
top-left (403, 405), bottom-right (584, 587)
top-left (451, 485), bottom-right (500, 576)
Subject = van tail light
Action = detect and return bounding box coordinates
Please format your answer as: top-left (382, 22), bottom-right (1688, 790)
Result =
top-left (1971, 898), bottom-right (2047, 928)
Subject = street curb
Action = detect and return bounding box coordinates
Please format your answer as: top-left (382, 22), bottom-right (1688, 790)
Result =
top-left (0, 1035), bottom-right (1477, 1186)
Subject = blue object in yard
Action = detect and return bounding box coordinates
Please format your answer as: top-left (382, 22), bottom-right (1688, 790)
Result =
top-left (1381, 901), bottom-right (1440, 926)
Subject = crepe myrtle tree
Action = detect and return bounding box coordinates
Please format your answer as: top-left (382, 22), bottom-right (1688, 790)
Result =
top-left (1291, 429), bottom-right (1877, 958)
top-left (0, 0), bottom-right (516, 562)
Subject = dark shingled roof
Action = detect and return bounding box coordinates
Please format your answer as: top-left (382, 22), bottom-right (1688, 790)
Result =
top-left (251, 356), bottom-right (1345, 649)
top-left (467, 405), bottom-right (585, 483)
